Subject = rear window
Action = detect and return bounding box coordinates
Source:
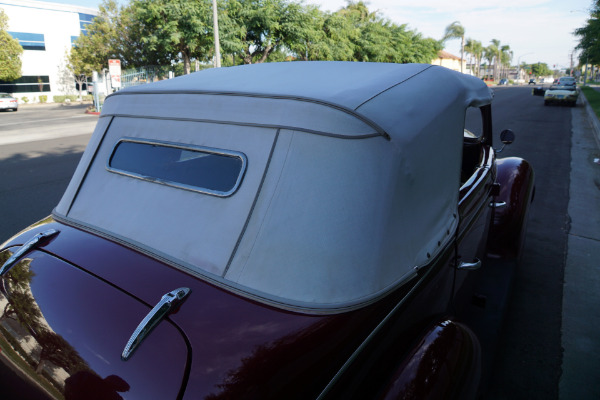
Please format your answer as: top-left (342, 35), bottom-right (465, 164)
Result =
top-left (107, 138), bottom-right (247, 197)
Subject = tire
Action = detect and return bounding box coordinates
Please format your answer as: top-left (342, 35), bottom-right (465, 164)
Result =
top-left (544, 100), bottom-right (549, 106)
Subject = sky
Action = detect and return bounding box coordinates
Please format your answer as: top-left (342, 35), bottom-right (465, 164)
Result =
top-left (41, 0), bottom-right (594, 69)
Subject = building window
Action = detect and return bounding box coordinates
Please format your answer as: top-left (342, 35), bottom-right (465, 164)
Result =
top-left (7, 32), bottom-right (45, 51)
top-left (79, 13), bottom-right (95, 36)
top-left (0, 76), bottom-right (51, 93)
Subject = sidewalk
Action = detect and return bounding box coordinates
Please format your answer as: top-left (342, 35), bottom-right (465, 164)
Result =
top-left (559, 90), bottom-right (600, 399)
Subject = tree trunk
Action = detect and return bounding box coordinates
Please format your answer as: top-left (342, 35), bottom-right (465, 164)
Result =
top-left (183, 52), bottom-right (191, 75)
top-left (460, 36), bottom-right (464, 73)
top-left (257, 45), bottom-right (273, 64)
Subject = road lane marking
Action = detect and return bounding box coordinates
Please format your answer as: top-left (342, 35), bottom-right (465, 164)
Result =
top-left (0, 114), bottom-right (95, 128)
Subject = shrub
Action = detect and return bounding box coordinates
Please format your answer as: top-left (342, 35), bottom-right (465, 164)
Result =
top-left (82, 94), bottom-right (93, 101)
top-left (53, 95), bottom-right (66, 103)
top-left (21, 96), bottom-right (29, 104)
top-left (66, 95), bottom-right (78, 102)
top-left (39, 95), bottom-right (47, 103)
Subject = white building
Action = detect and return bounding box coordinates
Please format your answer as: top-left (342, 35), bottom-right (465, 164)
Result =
top-left (0, 0), bottom-right (98, 102)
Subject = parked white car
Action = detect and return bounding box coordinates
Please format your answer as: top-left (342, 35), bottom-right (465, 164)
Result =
top-left (0, 92), bottom-right (18, 111)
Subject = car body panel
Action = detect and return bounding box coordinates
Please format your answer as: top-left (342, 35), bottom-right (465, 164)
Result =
top-left (53, 63), bottom-right (493, 310)
top-left (487, 157), bottom-right (536, 259)
top-left (0, 247), bottom-right (188, 400)
top-left (0, 62), bottom-right (534, 399)
top-left (0, 218), bottom-right (457, 399)
top-left (544, 87), bottom-right (578, 105)
top-left (379, 321), bottom-right (481, 400)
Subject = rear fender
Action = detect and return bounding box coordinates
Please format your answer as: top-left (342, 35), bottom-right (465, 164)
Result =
top-left (379, 320), bottom-right (481, 400)
top-left (487, 157), bottom-right (535, 260)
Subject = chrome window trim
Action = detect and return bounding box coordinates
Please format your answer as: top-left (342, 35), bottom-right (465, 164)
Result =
top-left (106, 137), bottom-right (247, 198)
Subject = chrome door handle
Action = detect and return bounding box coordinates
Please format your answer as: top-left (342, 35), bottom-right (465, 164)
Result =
top-left (0, 229), bottom-right (60, 276)
top-left (457, 258), bottom-right (482, 271)
top-left (489, 201), bottom-right (507, 208)
top-left (122, 287), bottom-right (190, 361)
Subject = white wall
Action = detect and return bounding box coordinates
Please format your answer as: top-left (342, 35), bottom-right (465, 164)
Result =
top-left (0, 0), bottom-right (98, 102)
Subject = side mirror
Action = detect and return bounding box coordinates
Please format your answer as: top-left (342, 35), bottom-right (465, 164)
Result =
top-left (500, 129), bottom-right (515, 144)
top-left (496, 129), bottom-right (515, 153)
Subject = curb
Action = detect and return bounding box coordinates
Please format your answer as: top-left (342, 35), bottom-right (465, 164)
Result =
top-left (579, 90), bottom-right (600, 150)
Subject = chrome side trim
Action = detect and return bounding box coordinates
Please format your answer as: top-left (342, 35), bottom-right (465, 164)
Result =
top-left (457, 258), bottom-right (482, 271)
top-left (0, 229), bottom-right (60, 276)
top-left (121, 287), bottom-right (190, 361)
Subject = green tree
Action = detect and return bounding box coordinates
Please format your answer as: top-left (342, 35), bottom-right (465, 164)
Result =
top-left (279, 3), bottom-right (328, 61)
top-left (66, 48), bottom-right (95, 101)
top-left (465, 38), bottom-right (483, 77)
top-left (224, 0), bottom-right (309, 64)
top-left (483, 45), bottom-right (496, 79)
top-left (0, 8), bottom-right (23, 82)
top-left (442, 21), bottom-right (465, 73)
top-left (130, 0), bottom-right (213, 74)
top-left (531, 62), bottom-right (551, 77)
top-left (489, 39), bottom-right (502, 80)
top-left (71, 0), bottom-right (135, 72)
top-left (575, 1), bottom-right (600, 66)
top-left (499, 44), bottom-right (512, 78)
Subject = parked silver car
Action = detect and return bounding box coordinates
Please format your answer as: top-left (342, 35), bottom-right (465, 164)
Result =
top-left (0, 93), bottom-right (18, 111)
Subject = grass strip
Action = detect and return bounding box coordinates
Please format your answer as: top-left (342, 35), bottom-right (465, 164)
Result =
top-left (581, 86), bottom-right (600, 119)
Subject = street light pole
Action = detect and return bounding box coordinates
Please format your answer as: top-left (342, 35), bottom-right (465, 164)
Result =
top-left (212, 0), bottom-right (221, 68)
top-left (517, 52), bottom-right (533, 82)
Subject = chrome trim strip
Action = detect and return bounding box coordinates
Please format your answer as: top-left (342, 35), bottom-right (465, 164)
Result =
top-left (0, 229), bottom-right (60, 276)
top-left (106, 138), bottom-right (248, 198)
top-left (457, 258), bottom-right (482, 271)
top-left (121, 287), bottom-right (190, 361)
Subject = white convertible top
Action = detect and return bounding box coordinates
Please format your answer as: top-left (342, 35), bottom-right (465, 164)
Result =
top-left (55, 62), bottom-right (492, 311)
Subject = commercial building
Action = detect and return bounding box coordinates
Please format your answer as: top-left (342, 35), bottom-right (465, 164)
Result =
top-left (0, 0), bottom-right (98, 102)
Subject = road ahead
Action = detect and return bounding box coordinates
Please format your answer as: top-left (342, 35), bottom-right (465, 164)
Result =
top-left (0, 104), bottom-right (95, 240)
top-left (0, 88), bottom-right (589, 399)
top-left (487, 86), bottom-right (571, 399)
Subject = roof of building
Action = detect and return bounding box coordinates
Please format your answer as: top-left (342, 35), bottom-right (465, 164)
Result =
top-left (436, 50), bottom-right (462, 60)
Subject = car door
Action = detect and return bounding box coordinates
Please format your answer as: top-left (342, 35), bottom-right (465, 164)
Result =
top-left (453, 106), bottom-right (495, 313)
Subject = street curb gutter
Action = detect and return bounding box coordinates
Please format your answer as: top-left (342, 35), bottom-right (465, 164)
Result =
top-left (580, 90), bottom-right (600, 149)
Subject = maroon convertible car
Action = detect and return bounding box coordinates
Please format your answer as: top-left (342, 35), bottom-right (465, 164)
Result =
top-left (0, 62), bottom-right (534, 399)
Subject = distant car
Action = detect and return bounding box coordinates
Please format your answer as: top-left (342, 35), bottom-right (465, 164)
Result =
top-left (0, 62), bottom-right (535, 399)
top-left (0, 92), bottom-right (18, 111)
top-left (498, 78), bottom-right (508, 85)
top-left (556, 76), bottom-right (576, 88)
top-left (544, 82), bottom-right (578, 106)
top-left (532, 86), bottom-right (546, 96)
top-left (528, 79), bottom-right (536, 85)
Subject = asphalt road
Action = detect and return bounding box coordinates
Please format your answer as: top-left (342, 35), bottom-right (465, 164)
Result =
top-left (0, 88), bottom-right (582, 398)
top-left (0, 104), bottom-right (96, 241)
top-left (487, 87), bottom-right (571, 399)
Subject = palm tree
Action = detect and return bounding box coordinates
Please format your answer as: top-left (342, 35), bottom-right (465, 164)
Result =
top-left (464, 38), bottom-right (475, 74)
top-left (464, 38), bottom-right (483, 77)
top-left (442, 21), bottom-right (465, 73)
top-left (473, 40), bottom-right (483, 78)
top-left (489, 39), bottom-right (501, 80)
top-left (483, 45), bottom-right (496, 80)
top-left (500, 45), bottom-right (512, 79)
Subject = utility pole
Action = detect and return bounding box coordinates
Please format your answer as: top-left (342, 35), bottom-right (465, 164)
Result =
top-left (212, 0), bottom-right (221, 68)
